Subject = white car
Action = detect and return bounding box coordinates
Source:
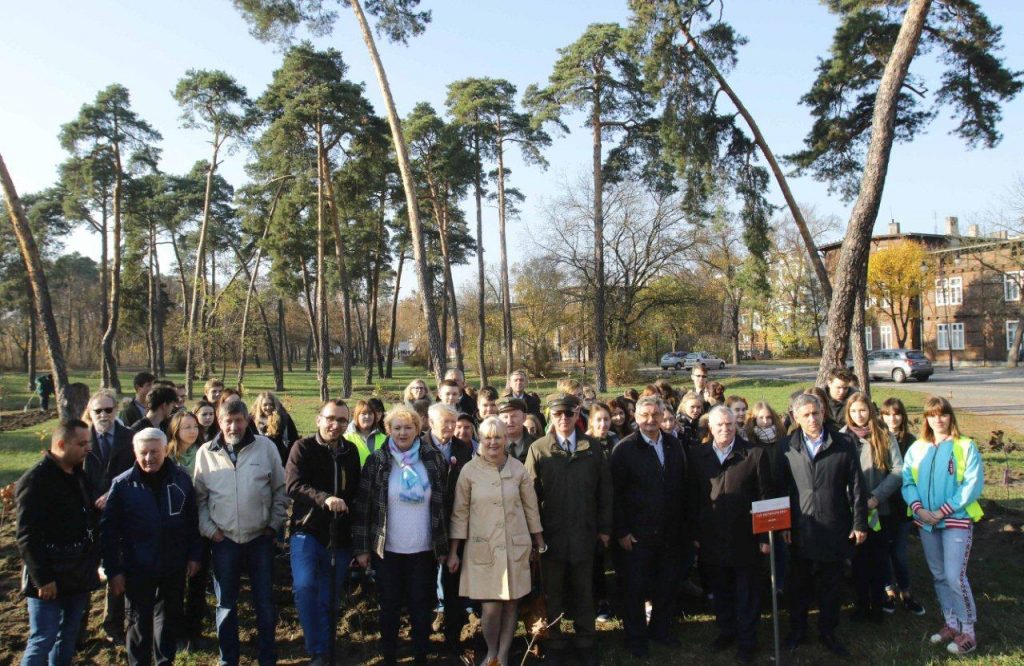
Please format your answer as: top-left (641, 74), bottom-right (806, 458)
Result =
top-left (684, 351), bottom-right (726, 370)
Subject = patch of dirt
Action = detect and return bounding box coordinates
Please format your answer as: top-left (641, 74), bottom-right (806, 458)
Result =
top-left (0, 410), bottom-right (56, 433)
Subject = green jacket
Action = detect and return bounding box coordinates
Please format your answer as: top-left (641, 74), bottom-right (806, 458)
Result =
top-left (524, 430), bottom-right (612, 562)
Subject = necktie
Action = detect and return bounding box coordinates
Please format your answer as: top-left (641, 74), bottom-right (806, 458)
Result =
top-left (99, 432), bottom-right (111, 462)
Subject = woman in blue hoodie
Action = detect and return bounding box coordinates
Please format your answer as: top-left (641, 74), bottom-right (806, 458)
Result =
top-left (901, 396), bottom-right (983, 656)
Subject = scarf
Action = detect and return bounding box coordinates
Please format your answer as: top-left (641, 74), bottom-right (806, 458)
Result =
top-left (389, 437), bottom-right (427, 504)
top-left (849, 423), bottom-right (871, 440)
top-left (753, 424), bottom-right (777, 444)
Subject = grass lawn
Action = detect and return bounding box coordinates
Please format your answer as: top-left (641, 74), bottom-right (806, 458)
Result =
top-left (0, 364), bottom-right (1022, 664)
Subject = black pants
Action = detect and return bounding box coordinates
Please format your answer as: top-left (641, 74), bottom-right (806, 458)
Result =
top-left (787, 553), bottom-right (843, 639)
top-left (125, 569), bottom-right (186, 666)
top-left (615, 536), bottom-right (681, 649)
top-left (852, 529), bottom-right (887, 612)
top-left (184, 539), bottom-right (211, 637)
top-left (592, 541), bottom-right (610, 603)
top-left (542, 556), bottom-right (596, 651)
top-left (711, 564), bottom-right (760, 651)
top-left (374, 551), bottom-right (437, 661)
top-left (441, 544), bottom-right (467, 646)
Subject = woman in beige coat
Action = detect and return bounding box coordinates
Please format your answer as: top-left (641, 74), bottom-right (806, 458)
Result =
top-left (449, 417), bottom-right (545, 666)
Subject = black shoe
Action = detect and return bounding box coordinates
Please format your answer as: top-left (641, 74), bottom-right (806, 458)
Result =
top-left (710, 634), bottom-right (735, 652)
top-left (903, 596), bottom-right (926, 616)
top-left (652, 636), bottom-right (682, 648)
top-left (819, 634), bottom-right (850, 657)
top-left (783, 633), bottom-right (805, 651)
top-left (880, 597), bottom-right (897, 614)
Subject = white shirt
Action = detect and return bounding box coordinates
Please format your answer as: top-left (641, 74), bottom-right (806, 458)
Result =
top-left (804, 431), bottom-right (826, 460)
top-left (640, 431), bottom-right (665, 466)
top-left (556, 431), bottom-right (577, 454)
top-left (713, 438), bottom-right (735, 465)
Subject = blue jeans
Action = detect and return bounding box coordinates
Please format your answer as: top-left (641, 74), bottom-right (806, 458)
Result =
top-left (21, 593), bottom-right (89, 666)
top-left (210, 534), bottom-right (277, 666)
top-left (919, 526), bottom-right (976, 629)
top-left (884, 517), bottom-right (912, 592)
top-left (290, 533), bottom-right (350, 658)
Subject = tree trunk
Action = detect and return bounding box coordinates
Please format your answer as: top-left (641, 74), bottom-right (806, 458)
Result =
top-left (27, 294), bottom-right (37, 391)
top-left (495, 138), bottom-right (514, 377)
top-left (1008, 305), bottom-right (1023, 367)
top-left (235, 223), bottom-right (270, 392)
top-left (152, 225), bottom-right (166, 376)
top-left (592, 102), bottom-right (608, 391)
top-left (852, 286), bottom-right (871, 397)
top-left (385, 250), bottom-right (405, 379)
top-left (184, 135), bottom-right (222, 399)
top-left (364, 215), bottom-right (384, 384)
top-left (99, 204), bottom-right (109, 368)
top-left (280, 298), bottom-right (291, 374)
top-left (427, 182), bottom-right (465, 374)
top-left (100, 139), bottom-right (123, 393)
top-left (679, 21), bottom-right (832, 304)
top-left (320, 142), bottom-right (354, 397)
top-left (473, 136), bottom-right (488, 388)
top-left (816, 0), bottom-right (932, 386)
top-left (2, 154), bottom-right (71, 419)
top-left (147, 222), bottom-right (158, 374)
top-left (350, 0), bottom-right (446, 383)
top-left (315, 148), bottom-right (330, 402)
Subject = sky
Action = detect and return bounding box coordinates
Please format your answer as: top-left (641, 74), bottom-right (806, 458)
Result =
top-left (2, 0), bottom-right (1023, 294)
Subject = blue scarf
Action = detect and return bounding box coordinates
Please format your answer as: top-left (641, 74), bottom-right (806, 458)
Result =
top-left (389, 437), bottom-right (428, 504)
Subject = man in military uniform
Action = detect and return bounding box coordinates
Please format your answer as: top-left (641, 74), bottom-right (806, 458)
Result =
top-left (498, 397), bottom-right (534, 463)
top-left (524, 394), bottom-right (612, 666)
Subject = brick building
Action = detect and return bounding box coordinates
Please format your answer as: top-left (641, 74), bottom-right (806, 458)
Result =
top-left (819, 217), bottom-right (1024, 365)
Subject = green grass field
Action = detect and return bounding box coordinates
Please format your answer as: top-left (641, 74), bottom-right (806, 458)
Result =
top-left (1, 364), bottom-right (1022, 664)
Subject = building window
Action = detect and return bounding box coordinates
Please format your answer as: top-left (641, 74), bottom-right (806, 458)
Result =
top-left (937, 322), bottom-right (964, 351)
top-left (879, 325), bottom-right (893, 349)
top-left (1005, 272), bottom-right (1022, 302)
top-left (864, 327), bottom-right (873, 351)
top-left (1009, 321), bottom-right (1020, 350)
top-left (935, 276), bottom-right (963, 306)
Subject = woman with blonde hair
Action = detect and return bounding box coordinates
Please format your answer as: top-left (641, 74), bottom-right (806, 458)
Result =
top-left (448, 417), bottom-right (544, 666)
top-left (841, 392), bottom-right (903, 622)
top-left (902, 396), bottom-right (983, 655)
top-left (251, 391), bottom-right (298, 464)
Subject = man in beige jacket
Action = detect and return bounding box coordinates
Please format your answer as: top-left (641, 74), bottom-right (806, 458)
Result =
top-left (193, 399), bottom-right (288, 666)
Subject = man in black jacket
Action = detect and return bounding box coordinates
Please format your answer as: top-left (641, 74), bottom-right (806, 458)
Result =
top-left (610, 395), bottom-right (691, 658)
top-left (16, 420), bottom-right (100, 666)
top-left (83, 389), bottom-right (136, 643)
top-left (119, 372), bottom-right (155, 427)
top-left (285, 399), bottom-right (362, 666)
top-left (427, 402), bottom-right (474, 654)
top-left (692, 406), bottom-right (773, 663)
top-left (502, 369), bottom-right (544, 427)
top-left (778, 393), bottom-right (868, 657)
top-left (129, 386), bottom-right (179, 435)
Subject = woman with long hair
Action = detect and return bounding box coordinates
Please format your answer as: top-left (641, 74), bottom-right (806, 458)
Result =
top-left (676, 391), bottom-right (705, 449)
top-left (193, 400), bottom-right (218, 443)
top-left (842, 392), bottom-right (904, 622)
top-left (878, 397), bottom-right (925, 615)
top-left (607, 397), bottom-right (634, 440)
top-left (902, 396), bottom-right (984, 655)
top-left (403, 379), bottom-right (430, 407)
top-left (354, 405), bottom-right (450, 665)
top-left (251, 391), bottom-right (299, 465)
top-left (167, 410), bottom-right (202, 474)
top-left (448, 417), bottom-right (544, 666)
top-left (345, 399), bottom-right (387, 466)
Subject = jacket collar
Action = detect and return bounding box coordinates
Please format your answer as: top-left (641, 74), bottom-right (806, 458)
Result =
top-left (208, 429), bottom-right (255, 452)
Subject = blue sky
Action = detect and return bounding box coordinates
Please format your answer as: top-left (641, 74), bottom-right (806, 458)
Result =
top-left (3, 0), bottom-right (1022, 291)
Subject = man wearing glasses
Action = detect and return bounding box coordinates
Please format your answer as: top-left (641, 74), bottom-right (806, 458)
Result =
top-left (82, 389), bottom-right (136, 644)
top-left (524, 394), bottom-right (612, 666)
top-left (284, 400), bottom-right (362, 666)
top-left (691, 363), bottom-right (712, 415)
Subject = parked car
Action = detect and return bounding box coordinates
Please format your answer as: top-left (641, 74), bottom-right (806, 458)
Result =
top-left (684, 351), bottom-right (726, 370)
top-left (847, 349), bottom-right (933, 383)
top-left (660, 351), bottom-right (689, 370)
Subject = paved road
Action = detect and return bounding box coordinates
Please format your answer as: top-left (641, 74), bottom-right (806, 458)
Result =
top-left (646, 363), bottom-right (1024, 421)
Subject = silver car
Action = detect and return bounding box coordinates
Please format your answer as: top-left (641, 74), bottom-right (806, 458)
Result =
top-left (684, 351), bottom-right (726, 370)
top-left (866, 349), bottom-right (933, 383)
top-left (660, 351), bottom-right (688, 370)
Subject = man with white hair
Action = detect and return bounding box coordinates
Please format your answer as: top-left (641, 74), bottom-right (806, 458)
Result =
top-left (427, 402), bottom-right (474, 654)
top-left (81, 389), bottom-right (136, 643)
top-left (193, 399), bottom-right (288, 666)
top-left (691, 406), bottom-right (773, 663)
top-left (100, 427), bottom-right (202, 665)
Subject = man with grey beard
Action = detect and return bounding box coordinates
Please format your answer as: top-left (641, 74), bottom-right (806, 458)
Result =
top-left (193, 400), bottom-right (288, 666)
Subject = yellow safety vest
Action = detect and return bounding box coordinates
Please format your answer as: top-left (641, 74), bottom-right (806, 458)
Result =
top-left (908, 436), bottom-right (983, 522)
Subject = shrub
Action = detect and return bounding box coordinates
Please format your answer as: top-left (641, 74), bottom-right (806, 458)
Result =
top-left (605, 349), bottom-right (640, 386)
top-left (405, 346), bottom-right (429, 369)
top-left (522, 343), bottom-right (558, 379)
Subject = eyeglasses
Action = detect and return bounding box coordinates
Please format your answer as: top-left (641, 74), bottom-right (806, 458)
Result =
top-left (552, 411), bottom-right (574, 418)
top-left (92, 407), bottom-right (115, 414)
top-left (321, 415), bottom-right (349, 425)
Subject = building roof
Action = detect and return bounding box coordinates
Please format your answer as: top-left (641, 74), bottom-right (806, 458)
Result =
top-left (816, 232), bottom-right (951, 254)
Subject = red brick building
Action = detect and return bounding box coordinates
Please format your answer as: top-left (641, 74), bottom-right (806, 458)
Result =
top-left (819, 217), bottom-right (1023, 365)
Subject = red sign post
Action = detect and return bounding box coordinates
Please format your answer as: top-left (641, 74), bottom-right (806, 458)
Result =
top-left (752, 497), bottom-right (792, 665)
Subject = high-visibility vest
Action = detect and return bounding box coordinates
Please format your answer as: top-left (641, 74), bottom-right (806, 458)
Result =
top-left (867, 508), bottom-right (881, 532)
top-left (345, 432), bottom-right (387, 467)
top-left (908, 436), bottom-right (984, 522)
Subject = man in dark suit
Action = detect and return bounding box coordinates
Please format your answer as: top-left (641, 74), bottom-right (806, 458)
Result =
top-left (778, 393), bottom-right (868, 657)
top-left (83, 389), bottom-right (136, 644)
top-left (498, 397), bottom-right (535, 463)
top-left (502, 369), bottom-right (544, 428)
top-left (428, 402), bottom-right (474, 655)
top-left (525, 394), bottom-right (611, 666)
top-left (610, 395), bottom-right (692, 657)
top-left (692, 406), bottom-right (773, 663)
top-left (128, 386), bottom-right (179, 435)
top-left (118, 372), bottom-right (155, 427)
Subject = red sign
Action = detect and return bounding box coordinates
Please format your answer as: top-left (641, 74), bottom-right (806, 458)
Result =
top-left (751, 497), bottom-right (791, 534)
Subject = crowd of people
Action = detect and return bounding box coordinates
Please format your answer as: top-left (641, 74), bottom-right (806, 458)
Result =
top-left (14, 365), bottom-right (985, 665)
